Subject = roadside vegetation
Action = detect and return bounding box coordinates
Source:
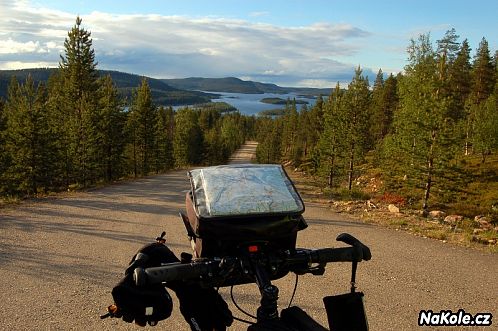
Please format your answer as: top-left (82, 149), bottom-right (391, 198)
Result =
top-left (0, 17), bottom-right (255, 202)
top-left (1, 18), bottom-right (496, 250)
top-left (255, 29), bottom-right (497, 249)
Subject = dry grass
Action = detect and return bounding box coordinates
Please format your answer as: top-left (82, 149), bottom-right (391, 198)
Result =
top-left (286, 167), bottom-right (497, 253)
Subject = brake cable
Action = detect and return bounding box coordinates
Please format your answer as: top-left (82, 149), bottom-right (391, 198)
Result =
top-left (230, 285), bottom-right (257, 323)
top-left (287, 273), bottom-right (299, 308)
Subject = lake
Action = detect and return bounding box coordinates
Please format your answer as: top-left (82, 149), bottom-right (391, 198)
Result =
top-left (210, 91), bottom-right (318, 116)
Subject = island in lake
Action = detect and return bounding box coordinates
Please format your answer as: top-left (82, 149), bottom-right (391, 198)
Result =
top-left (258, 108), bottom-right (286, 116)
top-left (260, 97), bottom-right (309, 105)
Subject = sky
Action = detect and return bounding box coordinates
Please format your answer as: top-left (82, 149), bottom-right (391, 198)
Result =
top-left (0, 0), bottom-right (496, 87)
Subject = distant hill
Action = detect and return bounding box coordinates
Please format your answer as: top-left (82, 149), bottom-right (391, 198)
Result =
top-left (163, 77), bottom-right (265, 94)
top-left (0, 69), bottom-right (216, 106)
top-left (162, 77), bottom-right (331, 96)
top-left (1, 69), bottom-right (331, 106)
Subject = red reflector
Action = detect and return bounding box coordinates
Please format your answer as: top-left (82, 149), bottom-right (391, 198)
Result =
top-left (248, 245), bottom-right (258, 253)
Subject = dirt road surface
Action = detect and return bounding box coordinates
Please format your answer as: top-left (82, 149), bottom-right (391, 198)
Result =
top-left (0, 142), bottom-right (496, 330)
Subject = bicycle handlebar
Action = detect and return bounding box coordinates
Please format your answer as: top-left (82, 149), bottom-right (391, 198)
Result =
top-left (134, 233), bottom-right (371, 287)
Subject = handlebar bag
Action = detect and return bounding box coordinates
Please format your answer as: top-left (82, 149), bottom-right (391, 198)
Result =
top-left (186, 164), bottom-right (307, 257)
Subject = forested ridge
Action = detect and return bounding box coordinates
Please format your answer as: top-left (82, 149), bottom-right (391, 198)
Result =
top-left (0, 17), bottom-right (254, 197)
top-left (0, 68), bottom-right (217, 106)
top-left (256, 29), bottom-right (497, 220)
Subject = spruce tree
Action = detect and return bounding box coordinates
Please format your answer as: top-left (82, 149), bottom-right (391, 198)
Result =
top-left (464, 38), bottom-right (495, 155)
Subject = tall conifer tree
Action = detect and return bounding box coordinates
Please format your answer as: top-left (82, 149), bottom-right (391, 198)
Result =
top-left (385, 34), bottom-right (460, 211)
top-left (96, 74), bottom-right (126, 180)
top-left (318, 83), bottom-right (346, 188)
top-left (343, 67), bottom-right (371, 191)
top-left (126, 78), bottom-right (157, 176)
top-left (173, 107), bottom-right (202, 167)
top-left (3, 76), bottom-right (54, 194)
top-left (59, 16), bottom-right (99, 185)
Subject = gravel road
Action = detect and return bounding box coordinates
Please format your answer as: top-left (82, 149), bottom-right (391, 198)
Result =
top-left (0, 142), bottom-right (496, 331)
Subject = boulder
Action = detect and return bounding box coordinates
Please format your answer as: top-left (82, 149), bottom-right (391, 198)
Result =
top-left (475, 216), bottom-right (492, 230)
top-left (444, 215), bottom-right (463, 224)
top-left (388, 204), bottom-right (400, 213)
top-left (429, 210), bottom-right (446, 219)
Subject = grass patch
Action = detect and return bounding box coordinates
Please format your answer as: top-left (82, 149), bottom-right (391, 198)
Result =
top-left (323, 187), bottom-right (371, 201)
top-left (285, 164), bottom-right (497, 253)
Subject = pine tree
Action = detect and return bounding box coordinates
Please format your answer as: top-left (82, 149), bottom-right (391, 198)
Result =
top-left (126, 78), bottom-right (157, 176)
top-left (385, 34), bottom-right (460, 212)
top-left (318, 83), bottom-right (347, 188)
top-left (96, 74), bottom-right (127, 180)
top-left (154, 106), bottom-right (174, 172)
top-left (306, 95), bottom-right (324, 154)
top-left (369, 69), bottom-right (385, 144)
top-left (296, 104), bottom-right (311, 162)
top-left (281, 100), bottom-right (299, 160)
top-left (473, 93), bottom-right (498, 162)
top-left (3, 76), bottom-right (54, 195)
top-left (437, 29), bottom-right (460, 67)
top-left (0, 98), bottom-right (9, 193)
top-left (343, 67), bottom-right (371, 191)
top-left (173, 107), bottom-right (203, 167)
top-left (471, 38), bottom-right (495, 104)
top-left (203, 126), bottom-right (227, 165)
top-left (45, 71), bottom-right (70, 188)
top-left (448, 39), bottom-right (472, 120)
top-left (221, 113), bottom-right (245, 156)
top-left (255, 117), bottom-right (282, 164)
top-left (59, 16), bottom-right (99, 185)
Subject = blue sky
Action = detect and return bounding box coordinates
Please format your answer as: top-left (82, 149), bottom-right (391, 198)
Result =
top-left (1, 0), bottom-right (496, 87)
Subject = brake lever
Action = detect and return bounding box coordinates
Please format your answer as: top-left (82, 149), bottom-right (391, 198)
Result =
top-left (336, 233), bottom-right (372, 261)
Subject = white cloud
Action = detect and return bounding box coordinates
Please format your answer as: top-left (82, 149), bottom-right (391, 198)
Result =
top-left (0, 0), bottom-right (378, 87)
top-left (0, 38), bottom-right (39, 54)
top-left (0, 60), bottom-right (56, 70)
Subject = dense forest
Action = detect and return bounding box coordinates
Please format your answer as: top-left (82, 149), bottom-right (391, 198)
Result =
top-left (1, 18), bottom-right (496, 221)
top-left (256, 29), bottom-right (497, 218)
top-left (0, 17), bottom-right (254, 197)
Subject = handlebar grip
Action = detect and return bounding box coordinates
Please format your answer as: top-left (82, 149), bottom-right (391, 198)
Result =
top-left (135, 262), bottom-right (212, 286)
top-left (310, 247), bottom-right (359, 263)
top-left (336, 233), bottom-right (371, 261)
